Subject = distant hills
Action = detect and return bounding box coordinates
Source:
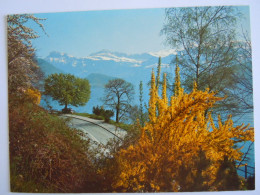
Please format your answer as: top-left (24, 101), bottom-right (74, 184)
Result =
top-left (37, 58), bottom-right (64, 77)
top-left (86, 73), bottom-right (117, 88)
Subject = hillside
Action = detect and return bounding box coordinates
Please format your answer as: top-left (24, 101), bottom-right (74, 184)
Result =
top-left (37, 58), bottom-right (64, 77)
top-left (86, 73), bottom-right (117, 88)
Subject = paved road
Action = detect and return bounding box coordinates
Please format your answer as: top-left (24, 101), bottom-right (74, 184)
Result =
top-left (63, 115), bottom-right (126, 146)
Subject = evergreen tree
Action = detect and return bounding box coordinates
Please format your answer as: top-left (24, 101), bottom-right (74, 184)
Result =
top-left (139, 81), bottom-right (145, 127)
top-left (156, 57), bottom-right (162, 88)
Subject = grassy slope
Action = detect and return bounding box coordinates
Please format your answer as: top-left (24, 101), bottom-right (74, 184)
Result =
top-left (9, 99), bottom-right (97, 193)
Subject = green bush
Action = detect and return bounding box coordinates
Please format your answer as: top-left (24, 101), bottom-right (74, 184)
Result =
top-left (74, 113), bottom-right (104, 120)
top-left (92, 106), bottom-right (114, 123)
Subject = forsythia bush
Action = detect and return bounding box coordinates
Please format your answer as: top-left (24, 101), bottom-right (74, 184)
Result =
top-left (111, 65), bottom-right (254, 192)
top-left (25, 88), bottom-right (41, 104)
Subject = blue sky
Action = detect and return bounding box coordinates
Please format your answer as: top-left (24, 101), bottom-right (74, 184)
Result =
top-left (30, 6), bottom-right (250, 58)
top-left (31, 8), bottom-right (167, 58)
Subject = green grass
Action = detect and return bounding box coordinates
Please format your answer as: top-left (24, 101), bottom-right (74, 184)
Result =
top-left (74, 112), bottom-right (132, 131)
top-left (10, 162), bottom-right (55, 193)
top-left (74, 112), bottom-right (104, 120)
top-left (109, 120), bottom-right (132, 131)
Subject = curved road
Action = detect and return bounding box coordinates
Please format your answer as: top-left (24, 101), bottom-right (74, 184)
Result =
top-left (63, 114), bottom-right (127, 146)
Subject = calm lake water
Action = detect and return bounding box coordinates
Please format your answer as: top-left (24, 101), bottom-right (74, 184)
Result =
top-left (233, 113), bottom-right (255, 177)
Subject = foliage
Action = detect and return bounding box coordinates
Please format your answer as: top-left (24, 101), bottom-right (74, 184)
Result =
top-left (103, 79), bottom-right (134, 123)
top-left (126, 105), bottom-right (148, 125)
top-left (156, 57), bottom-right (162, 88)
top-left (161, 6), bottom-right (244, 117)
top-left (25, 88), bottom-right (41, 104)
top-left (109, 120), bottom-right (132, 132)
top-left (93, 106), bottom-right (114, 122)
top-left (9, 99), bottom-right (98, 192)
top-left (111, 66), bottom-right (254, 192)
top-left (246, 175), bottom-right (255, 190)
top-left (8, 14), bottom-right (45, 96)
top-left (139, 81), bottom-right (146, 126)
top-left (44, 73), bottom-right (91, 110)
top-left (213, 156), bottom-right (240, 191)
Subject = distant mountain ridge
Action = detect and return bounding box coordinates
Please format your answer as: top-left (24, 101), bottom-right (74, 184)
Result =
top-left (43, 49), bottom-right (176, 86)
top-left (37, 58), bottom-right (64, 77)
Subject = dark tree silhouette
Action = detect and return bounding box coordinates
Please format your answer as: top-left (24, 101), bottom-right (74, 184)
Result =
top-left (103, 79), bottom-right (134, 123)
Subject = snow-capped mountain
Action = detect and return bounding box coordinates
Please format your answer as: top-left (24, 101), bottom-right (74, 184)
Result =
top-left (44, 49), bottom-right (176, 83)
top-left (87, 50), bottom-right (143, 64)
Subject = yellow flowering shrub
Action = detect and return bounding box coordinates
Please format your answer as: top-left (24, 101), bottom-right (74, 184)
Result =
top-left (112, 65), bottom-right (254, 192)
top-left (26, 88), bottom-right (41, 104)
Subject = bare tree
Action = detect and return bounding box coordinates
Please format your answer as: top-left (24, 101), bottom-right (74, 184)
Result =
top-left (231, 31), bottom-right (253, 114)
top-left (161, 6), bottom-right (242, 117)
top-left (103, 79), bottom-right (134, 123)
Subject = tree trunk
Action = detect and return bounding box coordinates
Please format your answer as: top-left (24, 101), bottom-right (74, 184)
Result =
top-left (116, 99), bottom-right (120, 123)
top-left (116, 109), bottom-right (119, 123)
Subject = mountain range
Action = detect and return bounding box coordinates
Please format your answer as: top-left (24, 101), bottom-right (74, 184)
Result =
top-left (42, 49), bottom-right (176, 85)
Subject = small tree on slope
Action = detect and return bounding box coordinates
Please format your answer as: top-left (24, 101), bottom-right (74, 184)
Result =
top-left (44, 73), bottom-right (90, 111)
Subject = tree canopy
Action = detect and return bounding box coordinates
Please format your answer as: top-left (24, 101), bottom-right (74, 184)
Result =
top-left (44, 73), bottom-right (91, 110)
top-left (8, 14), bottom-right (45, 96)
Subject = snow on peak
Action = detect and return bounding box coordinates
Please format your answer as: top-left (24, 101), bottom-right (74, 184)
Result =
top-left (87, 50), bottom-right (143, 64)
top-left (46, 49), bottom-right (177, 67)
top-left (148, 49), bottom-right (177, 57)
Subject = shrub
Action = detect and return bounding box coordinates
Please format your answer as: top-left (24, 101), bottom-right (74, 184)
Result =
top-left (9, 97), bottom-right (98, 192)
top-left (25, 88), bottom-right (41, 104)
top-left (93, 106), bottom-right (114, 123)
top-left (111, 70), bottom-right (254, 192)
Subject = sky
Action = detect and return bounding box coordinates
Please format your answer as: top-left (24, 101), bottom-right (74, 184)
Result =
top-left (28, 6), bottom-right (251, 58)
top-left (31, 8), bottom-right (168, 58)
